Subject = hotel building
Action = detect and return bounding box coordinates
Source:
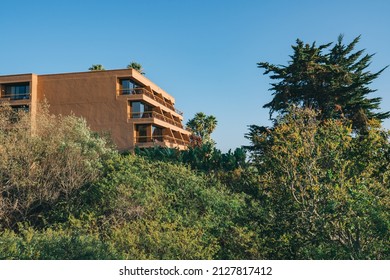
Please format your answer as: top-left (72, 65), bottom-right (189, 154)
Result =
top-left (0, 69), bottom-right (190, 150)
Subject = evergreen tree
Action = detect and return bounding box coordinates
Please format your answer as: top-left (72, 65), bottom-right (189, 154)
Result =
top-left (258, 35), bottom-right (389, 130)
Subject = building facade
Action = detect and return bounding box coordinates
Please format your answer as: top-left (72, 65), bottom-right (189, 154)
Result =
top-left (0, 69), bottom-right (190, 150)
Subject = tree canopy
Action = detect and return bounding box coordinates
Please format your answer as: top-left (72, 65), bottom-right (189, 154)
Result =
top-left (245, 35), bottom-right (390, 259)
top-left (258, 35), bottom-right (389, 130)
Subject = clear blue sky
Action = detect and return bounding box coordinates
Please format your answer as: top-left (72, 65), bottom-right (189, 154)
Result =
top-left (1, 0), bottom-right (389, 151)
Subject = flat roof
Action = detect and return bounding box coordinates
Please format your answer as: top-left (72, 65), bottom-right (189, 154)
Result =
top-left (0, 69), bottom-right (176, 103)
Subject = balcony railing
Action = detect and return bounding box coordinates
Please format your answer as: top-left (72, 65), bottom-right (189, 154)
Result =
top-left (129, 111), bottom-right (183, 128)
top-left (0, 93), bottom-right (30, 100)
top-left (136, 135), bottom-right (189, 146)
top-left (118, 87), bottom-right (183, 116)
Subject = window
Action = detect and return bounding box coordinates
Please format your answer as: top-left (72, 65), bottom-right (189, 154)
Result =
top-left (136, 124), bottom-right (148, 143)
top-left (120, 79), bottom-right (141, 95)
top-left (152, 126), bottom-right (163, 142)
top-left (4, 83), bottom-right (30, 100)
top-left (131, 101), bottom-right (153, 118)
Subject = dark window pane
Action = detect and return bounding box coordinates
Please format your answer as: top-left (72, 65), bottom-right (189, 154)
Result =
top-left (136, 124), bottom-right (148, 142)
top-left (120, 79), bottom-right (141, 94)
top-left (131, 101), bottom-right (153, 118)
top-left (5, 83), bottom-right (30, 100)
top-left (131, 101), bottom-right (145, 118)
top-left (152, 125), bottom-right (163, 142)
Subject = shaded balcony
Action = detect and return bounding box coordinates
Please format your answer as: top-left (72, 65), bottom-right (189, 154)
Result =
top-left (0, 92), bottom-right (30, 100)
top-left (129, 110), bottom-right (184, 129)
top-left (135, 134), bottom-right (189, 147)
top-left (0, 83), bottom-right (30, 102)
top-left (118, 86), bottom-right (183, 116)
top-left (134, 124), bottom-right (189, 149)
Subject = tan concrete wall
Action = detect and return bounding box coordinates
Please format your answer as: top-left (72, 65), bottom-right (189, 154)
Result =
top-left (0, 73), bottom-right (35, 84)
top-left (37, 70), bottom-right (134, 150)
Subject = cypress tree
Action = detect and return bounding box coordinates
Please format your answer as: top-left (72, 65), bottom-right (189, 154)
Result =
top-left (258, 35), bottom-right (389, 130)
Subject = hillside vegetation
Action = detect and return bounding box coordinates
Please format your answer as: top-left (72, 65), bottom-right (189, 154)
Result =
top-left (0, 104), bottom-right (388, 259)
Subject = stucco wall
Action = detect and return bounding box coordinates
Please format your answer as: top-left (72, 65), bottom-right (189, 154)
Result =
top-left (38, 70), bottom-right (133, 150)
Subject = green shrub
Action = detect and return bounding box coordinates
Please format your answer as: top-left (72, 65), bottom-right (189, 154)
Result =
top-left (0, 226), bottom-right (120, 260)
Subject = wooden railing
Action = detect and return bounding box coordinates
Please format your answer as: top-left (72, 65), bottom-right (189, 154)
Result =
top-left (0, 93), bottom-right (30, 100)
top-left (118, 87), bottom-right (183, 116)
top-left (129, 111), bottom-right (183, 128)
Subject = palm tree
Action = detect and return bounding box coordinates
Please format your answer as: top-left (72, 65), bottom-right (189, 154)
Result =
top-left (127, 61), bottom-right (145, 75)
top-left (186, 112), bottom-right (217, 145)
top-left (88, 64), bottom-right (105, 71)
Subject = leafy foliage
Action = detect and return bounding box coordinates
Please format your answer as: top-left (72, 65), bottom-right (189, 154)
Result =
top-left (0, 104), bottom-right (113, 229)
top-left (0, 226), bottom-right (119, 260)
top-left (135, 144), bottom-right (247, 174)
top-left (249, 36), bottom-right (389, 258)
top-left (0, 105), bottom-right (257, 259)
top-left (91, 154), bottom-right (256, 259)
top-left (246, 107), bottom-right (390, 259)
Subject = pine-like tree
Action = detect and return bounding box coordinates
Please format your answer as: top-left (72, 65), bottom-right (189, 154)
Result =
top-left (258, 35), bottom-right (389, 130)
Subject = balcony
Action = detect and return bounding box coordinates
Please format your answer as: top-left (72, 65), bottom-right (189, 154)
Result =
top-left (135, 135), bottom-right (189, 147)
top-left (0, 92), bottom-right (30, 101)
top-left (129, 111), bottom-right (184, 128)
top-left (118, 87), bottom-right (183, 116)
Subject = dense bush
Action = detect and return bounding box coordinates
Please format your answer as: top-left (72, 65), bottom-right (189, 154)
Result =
top-left (0, 153), bottom-right (260, 259)
top-left (0, 226), bottom-right (119, 260)
top-left (246, 107), bottom-right (390, 259)
top-left (135, 144), bottom-right (247, 174)
top-left (0, 104), bottom-right (113, 229)
top-left (88, 154), bottom-right (260, 259)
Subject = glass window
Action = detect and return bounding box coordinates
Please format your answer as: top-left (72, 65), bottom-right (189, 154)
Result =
top-left (5, 83), bottom-right (30, 100)
top-left (120, 79), bottom-right (141, 94)
top-left (152, 125), bottom-right (163, 142)
top-left (131, 101), bottom-right (144, 118)
top-left (136, 124), bottom-right (148, 143)
top-left (131, 101), bottom-right (153, 118)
